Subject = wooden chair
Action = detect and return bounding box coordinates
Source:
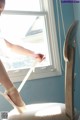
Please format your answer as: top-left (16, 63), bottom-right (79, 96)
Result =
top-left (8, 21), bottom-right (79, 120)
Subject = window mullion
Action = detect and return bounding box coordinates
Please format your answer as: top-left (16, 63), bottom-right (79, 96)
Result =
top-left (3, 10), bottom-right (47, 16)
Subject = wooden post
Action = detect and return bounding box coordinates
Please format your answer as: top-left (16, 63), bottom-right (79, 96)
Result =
top-left (65, 47), bottom-right (75, 120)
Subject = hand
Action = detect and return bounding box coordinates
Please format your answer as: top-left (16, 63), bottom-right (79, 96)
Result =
top-left (33, 53), bottom-right (45, 62)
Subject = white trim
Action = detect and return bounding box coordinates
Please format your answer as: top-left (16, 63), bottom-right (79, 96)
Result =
top-left (3, 10), bottom-right (47, 16)
top-left (40, 0), bottom-right (61, 73)
top-left (8, 66), bottom-right (61, 82)
top-left (6, 0), bottom-right (62, 82)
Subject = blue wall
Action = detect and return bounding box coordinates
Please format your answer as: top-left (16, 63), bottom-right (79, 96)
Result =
top-left (54, 1), bottom-right (80, 111)
top-left (73, 2), bottom-right (80, 111)
top-left (0, 0), bottom-right (80, 113)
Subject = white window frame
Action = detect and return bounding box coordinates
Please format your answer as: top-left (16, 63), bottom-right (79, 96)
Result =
top-left (3, 0), bottom-right (61, 82)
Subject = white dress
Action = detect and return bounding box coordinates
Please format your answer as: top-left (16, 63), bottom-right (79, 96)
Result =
top-left (0, 31), bottom-right (22, 59)
top-left (0, 17), bottom-right (14, 59)
top-left (0, 32), bottom-right (8, 58)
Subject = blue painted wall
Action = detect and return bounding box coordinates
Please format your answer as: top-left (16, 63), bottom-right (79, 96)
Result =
top-left (1, 0), bottom-right (80, 113)
top-left (73, 2), bottom-right (80, 111)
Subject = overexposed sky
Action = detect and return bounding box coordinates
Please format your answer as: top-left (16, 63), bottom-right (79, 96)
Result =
top-left (4, 0), bottom-right (41, 11)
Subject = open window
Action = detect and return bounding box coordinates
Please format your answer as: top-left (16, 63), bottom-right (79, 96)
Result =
top-left (1, 0), bottom-right (61, 82)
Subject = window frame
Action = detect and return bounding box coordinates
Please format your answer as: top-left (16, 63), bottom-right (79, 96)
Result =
top-left (2, 0), bottom-right (61, 82)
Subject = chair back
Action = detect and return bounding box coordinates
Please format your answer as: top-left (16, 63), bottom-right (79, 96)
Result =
top-left (64, 21), bottom-right (78, 119)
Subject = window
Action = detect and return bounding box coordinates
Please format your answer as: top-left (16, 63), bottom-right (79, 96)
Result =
top-left (1, 0), bottom-right (61, 82)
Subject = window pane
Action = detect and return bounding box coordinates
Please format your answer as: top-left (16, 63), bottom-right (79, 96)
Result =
top-left (4, 0), bottom-right (41, 11)
top-left (1, 14), bottom-right (50, 70)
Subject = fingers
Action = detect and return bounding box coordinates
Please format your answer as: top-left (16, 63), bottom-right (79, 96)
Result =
top-left (33, 53), bottom-right (46, 62)
top-left (38, 54), bottom-right (45, 59)
top-left (36, 54), bottom-right (46, 62)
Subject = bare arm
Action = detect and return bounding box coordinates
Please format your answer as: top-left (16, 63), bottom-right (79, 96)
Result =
top-left (5, 39), bottom-right (35, 57)
top-left (4, 39), bottom-right (45, 62)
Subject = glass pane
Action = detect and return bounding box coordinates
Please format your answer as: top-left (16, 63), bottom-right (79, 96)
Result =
top-left (0, 14), bottom-right (50, 70)
top-left (4, 0), bottom-right (41, 11)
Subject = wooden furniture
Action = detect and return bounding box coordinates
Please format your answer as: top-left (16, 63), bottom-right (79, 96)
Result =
top-left (64, 21), bottom-right (78, 120)
top-left (8, 21), bottom-right (79, 120)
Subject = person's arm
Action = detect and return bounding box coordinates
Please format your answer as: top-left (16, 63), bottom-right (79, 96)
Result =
top-left (4, 39), bottom-right (45, 62)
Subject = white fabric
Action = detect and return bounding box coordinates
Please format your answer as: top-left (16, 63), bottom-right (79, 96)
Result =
top-left (0, 36), bottom-right (14, 59)
top-left (0, 32), bottom-right (8, 57)
top-left (8, 103), bottom-right (66, 120)
top-left (0, 31), bottom-right (24, 59)
top-left (18, 61), bottom-right (37, 92)
top-left (0, 17), bottom-right (11, 58)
